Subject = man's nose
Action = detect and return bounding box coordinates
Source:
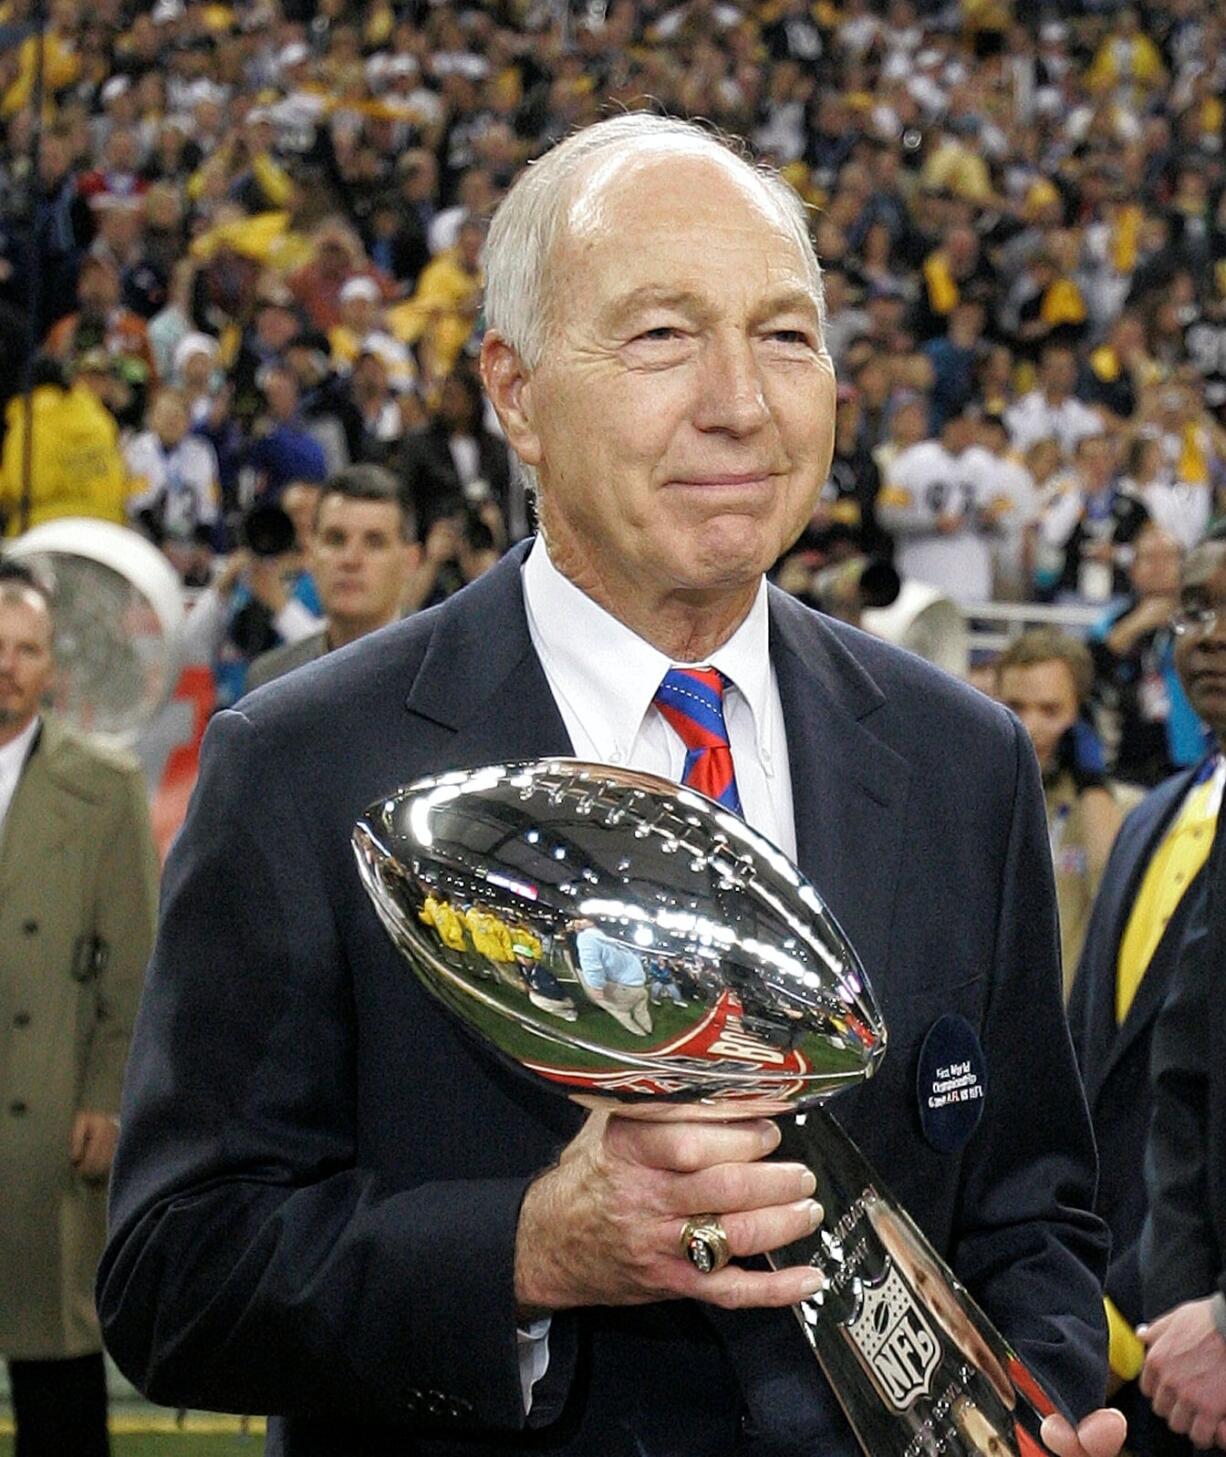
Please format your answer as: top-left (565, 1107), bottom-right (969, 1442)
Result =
top-left (692, 331), bottom-right (771, 436)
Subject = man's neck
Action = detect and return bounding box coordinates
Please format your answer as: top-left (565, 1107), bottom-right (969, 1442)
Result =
top-left (541, 534), bottom-right (757, 663)
top-left (327, 612), bottom-right (397, 651)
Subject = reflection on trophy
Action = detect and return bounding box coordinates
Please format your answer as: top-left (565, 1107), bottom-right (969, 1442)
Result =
top-left (353, 760), bottom-right (1060, 1457)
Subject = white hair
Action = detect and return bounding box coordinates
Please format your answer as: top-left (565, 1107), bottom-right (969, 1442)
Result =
top-left (483, 113), bottom-right (827, 498)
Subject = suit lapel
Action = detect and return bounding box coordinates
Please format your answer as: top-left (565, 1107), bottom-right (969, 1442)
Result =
top-left (768, 591), bottom-right (912, 994)
top-left (1083, 768), bottom-right (1197, 1104)
top-left (404, 544), bottom-right (574, 765)
top-left (0, 720), bottom-right (78, 901)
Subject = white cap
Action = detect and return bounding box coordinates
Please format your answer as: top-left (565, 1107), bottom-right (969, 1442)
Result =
top-left (101, 75), bottom-right (130, 104)
top-left (339, 275), bottom-right (380, 304)
top-left (279, 42), bottom-right (309, 69)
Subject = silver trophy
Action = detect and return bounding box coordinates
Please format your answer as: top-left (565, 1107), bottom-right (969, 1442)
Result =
top-left (353, 760), bottom-right (1061, 1457)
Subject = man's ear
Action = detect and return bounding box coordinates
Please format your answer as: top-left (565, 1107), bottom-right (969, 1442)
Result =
top-left (480, 332), bottom-right (542, 467)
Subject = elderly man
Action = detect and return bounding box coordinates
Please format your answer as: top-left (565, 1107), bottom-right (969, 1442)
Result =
top-left (99, 117), bottom-right (1122, 1457)
top-left (0, 565), bottom-right (158, 1457)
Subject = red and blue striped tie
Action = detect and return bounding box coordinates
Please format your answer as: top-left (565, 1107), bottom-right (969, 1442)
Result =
top-left (654, 667), bottom-right (743, 815)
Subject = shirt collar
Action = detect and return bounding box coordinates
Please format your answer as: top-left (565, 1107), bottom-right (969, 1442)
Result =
top-left (521, 537), bottom-right (773, 757)
top-left (0, 715), bottom-right (41, 781)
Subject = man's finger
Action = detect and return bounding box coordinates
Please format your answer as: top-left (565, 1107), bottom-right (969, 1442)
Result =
top-left (679, 1260), bottom-right (824, 1311)
top-left (1168, 1398), bottom-right (1197, 1436)
top-left (1075, 1408), bottom-right (1128, 1457)
top-left (687, 1198), bottom-right (822, 1264)
top-left (609, 1116), bottom-right (781, 1172)
top-left (69, 1114), bottom-right (86, 1164)
top-left (1040, 1408), bottom-right (1127, 1457)
top-left (1189, 1411), bottom-right (1218, 1450)
top-left (672, 1159), bottom-right (817, 1217)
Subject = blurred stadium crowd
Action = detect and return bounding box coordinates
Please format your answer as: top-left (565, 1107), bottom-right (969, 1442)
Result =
top-left (0, 0), bottom-right (1224, 730)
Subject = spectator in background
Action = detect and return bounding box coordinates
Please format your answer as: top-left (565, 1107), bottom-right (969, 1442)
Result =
top-left (181, 500), bottom-right (324, 711)
top-left (1092, 524), bottom-right (1204, 789)
top-left (996, 628), bottom-right (1131, 994)
top-left (395, 366), bottom-right (512, 537)
top-left (961, 411), bottom-right (1039, 602)
top-left (1117, 433), bottom-right (1209, 554)
top-left (0, 566), bottom-right (158, 1457)
top-left (246, 465), bottom-right (425, 691)
top-left (125, 386), bottom-right (221, 585)
top-left (0, 358), bottom-right (127, 536)
top-left (1039, 433), bottom-right (1151, 604)
top-left (923, 300), bottom-right (986, 433)
top-left (1007, 346), bottom-right (1103, 459)
top-left (388, 216), bottom-right (485, 392)
top-left (288, 222), bottom-right (389, 335)
top-left (43, 252), bottom-right (156, 428)
top-left (247, 365), bottom-right (329, 501)
top-left (876, 411), bottom-right (997, 605)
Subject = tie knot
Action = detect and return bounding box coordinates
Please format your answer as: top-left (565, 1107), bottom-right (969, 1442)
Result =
top-left (654, 667), bottom-right (733, 753)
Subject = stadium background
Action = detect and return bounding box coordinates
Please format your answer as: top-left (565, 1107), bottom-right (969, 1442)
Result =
top-left (2, 0), bottom-right (1225, 1446)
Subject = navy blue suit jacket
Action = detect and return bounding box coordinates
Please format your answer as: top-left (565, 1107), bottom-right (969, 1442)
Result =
top-left (99, 546), bottom-right (1108, 1455)
top-left (1067, 765), bottom-right (1209, 1325)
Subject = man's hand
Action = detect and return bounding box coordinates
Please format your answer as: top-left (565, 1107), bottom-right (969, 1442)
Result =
top-left (514, 1111), bottom-right (824, 1315)
top-left (70, 1110), bottom-right (119, 1181)
top-left (1040, 1408), bottom-right (1127, 1457)
top-left (1139, 1297), bottom-right (1226, 1448)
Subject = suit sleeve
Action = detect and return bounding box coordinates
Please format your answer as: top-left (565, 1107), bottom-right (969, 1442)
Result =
top-left (80, 762), bottom-right (159, 1111)
top-left (951, 714), bottom-right (1110, 1418)
top-left (97, 707), bottom-right (561, 1430)
top-left (1141, 835), bottom-right (1221, 1320)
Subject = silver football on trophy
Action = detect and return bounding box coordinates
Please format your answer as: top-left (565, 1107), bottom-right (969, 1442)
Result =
top-left (353, 759), bottom-right (885, 1112)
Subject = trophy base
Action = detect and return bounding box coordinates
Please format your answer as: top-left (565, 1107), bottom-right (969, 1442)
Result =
top-left (769, 1111), bottom-right (1060, 1457)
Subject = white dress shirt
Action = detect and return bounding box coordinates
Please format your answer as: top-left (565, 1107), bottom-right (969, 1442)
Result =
top-left (521, 538), bottom-right (797, 860)
top-left (0, 716), bottom-right (40, 836)
top-left (511, 539), bottom-right (798, 1410)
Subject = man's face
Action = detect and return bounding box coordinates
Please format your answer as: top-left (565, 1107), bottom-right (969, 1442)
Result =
top-left (150, 393), bottom-right (189, 446)
top-left (997, 659), bottom-right (1079, 774)
top-left (490, 148), bottom-right (835, 608)
top-left (1040, 349), bottom-right (1076, 397)
top-left (78, 262), bottom-right (119, 311)
top-left (310, 495), bottom-right (417, 630)
top-left (1173, 543), bottom-right (1226, 741)
top-left (1130, 527), bottom-right (1182, 599)
top-left (0, 592), bottom-right (55, 733)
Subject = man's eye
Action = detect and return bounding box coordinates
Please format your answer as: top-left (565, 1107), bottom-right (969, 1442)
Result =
top-left (636, 326), bottom-right (683, 342)
top-left (769, 329), bottom-right (814, 347)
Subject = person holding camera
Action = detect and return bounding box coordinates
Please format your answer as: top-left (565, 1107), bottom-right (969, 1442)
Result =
top-left (179, 496), bottom-right (324, 708)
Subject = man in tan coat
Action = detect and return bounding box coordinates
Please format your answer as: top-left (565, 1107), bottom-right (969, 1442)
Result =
top-left (0, 563), bottom-right (158, 1456)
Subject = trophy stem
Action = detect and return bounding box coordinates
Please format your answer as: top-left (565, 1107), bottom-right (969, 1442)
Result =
top-left (768, 1111), bottom-right (1059, 1457)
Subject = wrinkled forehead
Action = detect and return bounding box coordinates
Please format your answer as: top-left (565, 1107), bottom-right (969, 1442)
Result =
top-left (559, 140), bottom-right (817, 291)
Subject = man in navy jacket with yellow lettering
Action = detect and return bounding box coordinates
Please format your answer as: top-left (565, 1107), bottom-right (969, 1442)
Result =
top-left (99, 116), bottom-right (1121, 1457)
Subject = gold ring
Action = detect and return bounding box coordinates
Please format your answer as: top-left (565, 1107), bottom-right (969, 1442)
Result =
top-left (680, 1214), bottom-right (731, 1274)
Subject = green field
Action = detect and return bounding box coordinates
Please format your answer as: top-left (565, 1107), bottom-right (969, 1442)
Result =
top-left (0, 1440), bottom-right (262, 1455)
top-left (0, 1411), bottom-right (266, 1453)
